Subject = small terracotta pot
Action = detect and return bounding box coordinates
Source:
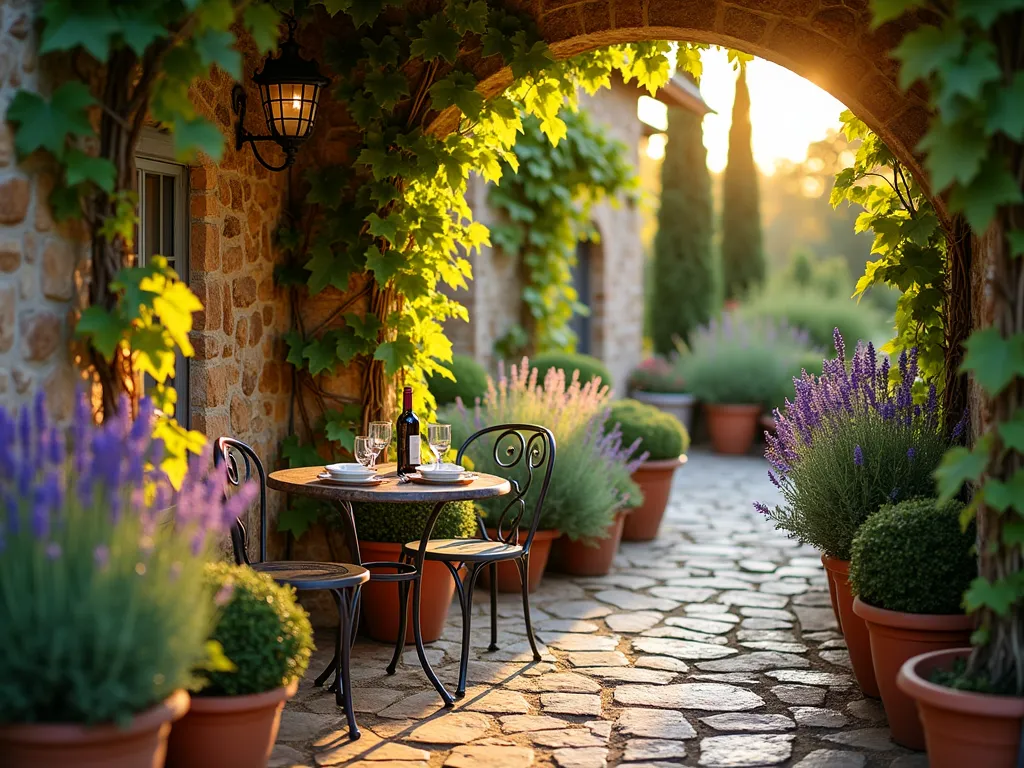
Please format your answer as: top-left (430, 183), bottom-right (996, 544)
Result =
top-left (551, 510), bottom-right (627, 577)
top-left (165, 680), bottom-right (298, 768)
top-left (821, 555), bottom-right (879, 697)
top-left (359, 540), bottom-right (457, 644)
top-left (0, 689), bottom-right (189, 768)
top-left (477, 528), bottom-right (559, 593)
top-left (853, 598), bottom-right (973, 750)
top-left (898, 648), bottom-right (1024, 768)
top-left (704, 403), bottom-right (762, 455)
top-left (821, 554), bottom-right (843, 632)
top-left (622, 456), bottom-right (687, 542)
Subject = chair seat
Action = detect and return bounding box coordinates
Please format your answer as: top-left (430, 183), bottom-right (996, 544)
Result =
top-left (253, 560), bottom-right (370, 590)
top-left (403, 538), bottom-right (523, 563)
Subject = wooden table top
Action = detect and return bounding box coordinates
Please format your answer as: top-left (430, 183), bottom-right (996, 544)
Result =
top-left (267, 463), bottom-right (512, 504)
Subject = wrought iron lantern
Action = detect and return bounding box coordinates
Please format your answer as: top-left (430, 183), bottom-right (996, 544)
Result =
top-left (232, 16), bottom-right (329, 171)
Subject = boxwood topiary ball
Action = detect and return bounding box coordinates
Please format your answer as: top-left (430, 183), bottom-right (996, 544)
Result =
top-left (849, 497), bottom-right (975, 615)
top-left (201, 562), bottom-right (314, 697)
top-left (427, 354), bottom-right (489, 406)
top-left (607, 398), bottom-right (690, 461)
top-left (352, 499), bottom-right (480, 544)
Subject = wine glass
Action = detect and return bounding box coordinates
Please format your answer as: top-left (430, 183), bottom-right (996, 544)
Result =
top-left (427, 424), bottom-right (451, 469)
top-left (369, 421), bottom-right (392, 469)
top-left (353, 436), bottom-right (375, 471)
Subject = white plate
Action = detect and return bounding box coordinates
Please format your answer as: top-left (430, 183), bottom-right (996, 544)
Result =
top-left (415, 472), bottom-right (476, 485)
top-left (317, 473), bottom-right (381, 486)
top-left (417, 463), bottom-right (465, 480)
top-left (325, 462), bottom-right (376, 477)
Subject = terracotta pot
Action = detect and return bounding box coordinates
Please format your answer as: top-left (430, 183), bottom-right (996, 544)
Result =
top-left (898, 648), bottom-right (1024, 768)
top-left (704, 403), bottom-right (762, 455)
top-left (821, 555), bottom-right (879, 697)
top-left (622, 456), bottom-right (687, 542)
top-left (165, 681), bottom-right (298, 768)
top-left (359, 540), bottom-right (457, 644)
top-left (477, 528), bottom-right (559, 593)
top-left (551, 510), bottom-right (627, 577)
top-left (0, 689), bottom-right (189, 768)
top-left (630, 391), bottom-right (696, 435)
top-left (853, 598), bottom-right (973, 750)
top-left (821, 554), bottom-right (843, 632)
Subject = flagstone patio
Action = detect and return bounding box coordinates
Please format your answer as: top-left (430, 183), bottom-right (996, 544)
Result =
top-left (271, 451), bottom-right (929, 768)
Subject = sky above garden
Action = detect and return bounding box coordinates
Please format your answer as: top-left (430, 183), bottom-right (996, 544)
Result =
top-left (639, 48), bottom-right (847, 176)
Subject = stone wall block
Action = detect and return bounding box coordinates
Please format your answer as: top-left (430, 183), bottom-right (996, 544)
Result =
top-left (20, 309), bottom-right (61, 361)
top-left (0, 177), bottom-right (30, 225)
top-left (41, 238), bottom-right (75, 300)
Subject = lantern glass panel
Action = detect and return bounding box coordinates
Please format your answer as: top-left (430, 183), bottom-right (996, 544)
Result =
top-left (260, 82), bottom-right (321, 139)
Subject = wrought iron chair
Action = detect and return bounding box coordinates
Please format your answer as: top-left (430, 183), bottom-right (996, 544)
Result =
top-left (390, 424), bottom-right (555, 700)
top-left (214, 437), bottom-right (369, 741)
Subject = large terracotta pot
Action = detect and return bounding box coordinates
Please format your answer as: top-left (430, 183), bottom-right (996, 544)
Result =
top-left (360, 540), bottom-right (457, 644)
top-left (477, 528), bottom-right (559, 593)
top-left (898, 648), bottom-right (1024, 768)
top-left (622, 456), bottom-right (687, 542)
top-left (0, 689), bottom-right (189, 768)
top-left (165, 681), bottom-right (298, 768)
top-left (704, 403), bottom-right (762, 455)
top-left (630, 391), bottom-right (696, 435)
top-left (821, 555), bottom-right (879, 697)
top-left (853, 598), bottom-right (973, 750)
top-left (821, 555), bottom-right (843, 631)
top-left (551, 509), bottom-right (627, 577)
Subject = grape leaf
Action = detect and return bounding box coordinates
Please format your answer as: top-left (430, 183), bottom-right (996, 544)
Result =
top-left (364, 69), bottom-right (410, 110)
top-left (948, 157), bottom-right (1024, 233)
top-left (374, 337), bottom-right (417, 376)
top-left (76, 306), bottom-right (128, 360)
top-left (344, 312), bottom-right (382, 341)
top-left (303, 335), bottom-right (341, 376)
top-left (39, 5), bottom-right (119, 59)
top-left (64, 148), bottom-right (116, 193)
top-left (934, 436), bottom-right (990, 503)
top-left (6, 82), bottom-right (96, 157)
top-left (244, 4), bottom-right (281, 54)
top-left (429, 72), bottom-right (484, 119)
top-left (410, 15), bottom-right (462, 63)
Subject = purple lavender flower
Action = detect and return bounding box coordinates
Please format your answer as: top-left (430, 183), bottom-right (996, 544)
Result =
top-left (907, 447), bottom-right (916, 461)
top-left (833, 327), bottom-right (845, 362)
top-left (854, 445), bottom-right (864, 466)
top-left (753, 501), bottom-right (771, 516)
top-left (45, 542), bottom-right (61, 560)
top-left (94, 544), bottom-right (110, 570)
top-left (889, 487), bottom-right (900, 501)
top-left (768, 470), bottom-right (781, 488)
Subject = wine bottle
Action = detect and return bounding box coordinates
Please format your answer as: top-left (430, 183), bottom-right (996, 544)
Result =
top-left (396, 386), bottom-right (421, 474)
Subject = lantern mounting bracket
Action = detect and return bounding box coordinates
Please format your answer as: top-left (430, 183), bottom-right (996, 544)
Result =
top-left (232, 84), bottom-right (296, 172)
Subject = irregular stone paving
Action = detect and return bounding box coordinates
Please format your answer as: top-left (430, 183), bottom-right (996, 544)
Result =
top-left (274, 451), bottom-right (925, 768)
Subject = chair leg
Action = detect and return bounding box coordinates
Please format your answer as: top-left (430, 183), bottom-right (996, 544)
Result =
top-left (456, 564), bottom-right (478, 698)
top-left (518, 555), bottom-right (542, 662)
top-left (314, 589), bottom-right (339, 687)
top-left (413, 561), bottom-right (455, 707)
top-left (386, 553), bottom-right (411, 676)
top-left (336, 588), bottom-right (361, 741)
top-left (488, 563), bottom-right (499, 652)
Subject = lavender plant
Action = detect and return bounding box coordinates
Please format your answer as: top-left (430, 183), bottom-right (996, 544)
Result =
top-left (756, 331), bottom-right (960, 560)
top-left (445, 359), bottom-right (647, 541)
top-left (0, 393), bottom-right (257, 726)
top-left (682, 313), bottom-right (818, 407)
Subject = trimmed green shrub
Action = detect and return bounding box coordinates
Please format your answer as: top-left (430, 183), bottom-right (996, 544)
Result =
top-left (850, 498), bottom-right (974, 614)
top-left (743, 290), bottom-right (885, 351)
top-left (200, 563), bottom-right (314, 697)
top-left (608, 399), bottom-right (690, 460)
top-left (651, 103), bottom-right (719, 353)
top-left (427, 354), bottom-right (488, 405)
top-left (353, 500), bottom-right (479, 543)
top-left (721, 64), bottom-right (765, 301)
top-left (532, 352), bottom-right (612, 389)
top-left (628, 356), bottom-right (688, 394)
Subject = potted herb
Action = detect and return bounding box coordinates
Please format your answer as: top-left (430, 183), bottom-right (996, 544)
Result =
top-left (683, 314), bottom-right (814, 455)
top-left (448, 359), bottom-right (646, 580)
top-left (849, 499), bottom-right (975, 750)
top-left (757, 332), bottom-right (952, 699)
top-left (607, 398), bottom-right (690, 541)
top-left (353, 500), bottom-right (478, 643)
top-left (166, 563), bottom-right (314, 768)
top-left (628, 356), bottom-right (695, 434)
top-left (0, 394), bottom-right (255, 768)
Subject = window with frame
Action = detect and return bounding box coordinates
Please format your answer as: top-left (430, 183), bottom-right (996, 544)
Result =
top-left (135, 142), bottom-right (190, 426)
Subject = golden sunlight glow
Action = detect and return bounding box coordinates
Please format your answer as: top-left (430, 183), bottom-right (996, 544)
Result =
top-left (698, 48), bottom-right (847, 175)
top-left (646, 132), bottom-right (667, 160)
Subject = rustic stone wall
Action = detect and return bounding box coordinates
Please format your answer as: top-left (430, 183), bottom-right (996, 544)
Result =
top-left (0, 1), bottom-right (83, 420)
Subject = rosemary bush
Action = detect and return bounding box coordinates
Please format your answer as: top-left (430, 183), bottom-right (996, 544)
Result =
top-left (757, 332), bottom-right (961, 560)
top-left (0, 394), bottom-right (256, 725)
top-left (849, 498), bottom-right (974, 615)
top-left (200, 563), bottom-right (314, 697)
top-left (448, 359), bottom-right (646, 541)
top-left (682, 313), bottom-right (817, 407)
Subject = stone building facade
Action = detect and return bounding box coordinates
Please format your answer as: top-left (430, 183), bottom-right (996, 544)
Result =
top-left (447, 75), bottom-right (710, 391)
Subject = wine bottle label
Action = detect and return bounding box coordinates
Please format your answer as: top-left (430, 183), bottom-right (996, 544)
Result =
top-left (409, 435), bottom-right (421, 465)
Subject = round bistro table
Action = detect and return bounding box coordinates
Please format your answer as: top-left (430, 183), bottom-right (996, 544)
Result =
top-left (267, 463), bottom-right (511, 706)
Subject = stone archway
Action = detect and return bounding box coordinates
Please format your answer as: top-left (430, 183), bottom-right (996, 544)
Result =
top-left (466, 0), bottom-right (938, 217)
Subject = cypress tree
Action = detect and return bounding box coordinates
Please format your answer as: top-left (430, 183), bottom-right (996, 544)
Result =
top-left (651, 103), bottom-right (718, 354)
top-left (721, 63), bottom-right (765, 301)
